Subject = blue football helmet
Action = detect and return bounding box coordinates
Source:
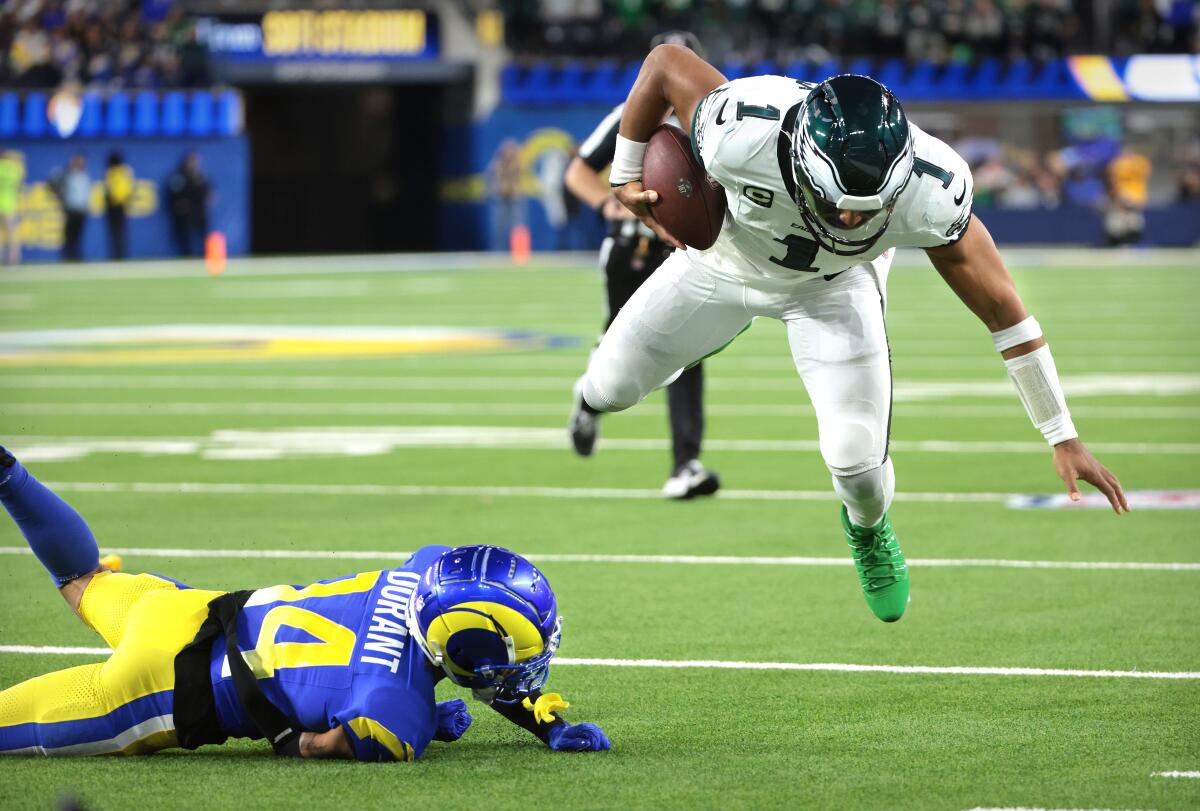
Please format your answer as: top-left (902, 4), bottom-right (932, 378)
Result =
top-left (406, 545), bottom-right (562, 701)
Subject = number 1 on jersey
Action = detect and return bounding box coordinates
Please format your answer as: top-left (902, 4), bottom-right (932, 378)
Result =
top-left (769, 234), bottom-right (819, 271)
top-left (737, 102), bottom-right (780, 121)
top-left (913, 157), bottom-right (955, 189)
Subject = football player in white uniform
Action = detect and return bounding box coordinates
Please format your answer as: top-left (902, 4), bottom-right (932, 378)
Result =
top-left (574, 44), bottom-right (1129, 623)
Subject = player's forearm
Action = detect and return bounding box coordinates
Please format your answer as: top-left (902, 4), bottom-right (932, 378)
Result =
top-left (299, 727), bottom-right (354, 759)
top-left (487, 690), bottom-right (565, 744)
top-left (979, 289), bottom-right (1046, 361)
top-left (927, 215), bottom-right (1077, 445)
top-left (565, 157), bottom-right (610, 210)
top-left (927, 215), bottom-right (1032, 336)
top-left (619, 44), bottom-right (725, 141)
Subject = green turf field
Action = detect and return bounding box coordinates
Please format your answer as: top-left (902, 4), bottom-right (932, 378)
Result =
top-left (1, 251), bottom-right (1198, 810)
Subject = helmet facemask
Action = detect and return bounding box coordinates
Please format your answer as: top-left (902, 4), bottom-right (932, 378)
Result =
top-left (789, 76), bottom-right (914, 257)
top-left (406, 545), bottom-right (563, 703)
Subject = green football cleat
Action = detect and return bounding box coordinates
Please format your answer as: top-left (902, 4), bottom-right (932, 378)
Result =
top-left (841, 506), bottom-right (909, 622)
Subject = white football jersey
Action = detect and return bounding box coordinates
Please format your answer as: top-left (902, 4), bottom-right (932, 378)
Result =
top-left (690, 75), bottom-right (974, 282)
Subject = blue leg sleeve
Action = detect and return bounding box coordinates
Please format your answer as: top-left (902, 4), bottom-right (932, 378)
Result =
top-left (0, 449), bottom-right (100, 587)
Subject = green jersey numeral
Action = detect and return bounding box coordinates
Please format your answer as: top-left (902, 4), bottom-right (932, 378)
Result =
top-left (736, 102), bottom-right (780, 121)
top-left (913, 157), bottom-right (955, 189)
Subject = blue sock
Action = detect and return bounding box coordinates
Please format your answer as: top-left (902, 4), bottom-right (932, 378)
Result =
top-left (0, 449), bottom-right (100, 587)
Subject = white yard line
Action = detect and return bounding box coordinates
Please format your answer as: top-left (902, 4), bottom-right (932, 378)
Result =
top-left (0, 252), bottom-right (596, 283)
top-left (0, 645), bottom-right (1192, 681)
top-left (1, 546), bottom-right (1194, 571)
top-left (0, 247), bottom-right (1194, 283)
top-left (6, 402), bottom-right (1200, 420)
top-left (25, 481), bottom-right (1200, 513)
top-left (7, 372), bottom-right (1200, 400)
top-left (0, 645), bottom-right (112, 655)
top-left (38, 480), bottom-right (1013, 503)
top-left (1151, 771), bottom-right (1200, 778)
top-left (965, 807), bottom-right (1154, 811)
top-left (331, 347), bottom-right (1200, 367)
top-left (19, 348), bottom-right (1167, 371)
top-left (554, 658), bottom-right (1200, 680)
top-left (10, 431), bottom-right (1199, 456)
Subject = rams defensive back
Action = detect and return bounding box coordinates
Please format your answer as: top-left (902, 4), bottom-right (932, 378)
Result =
top-left (0, 447), bottom-right (610, 759)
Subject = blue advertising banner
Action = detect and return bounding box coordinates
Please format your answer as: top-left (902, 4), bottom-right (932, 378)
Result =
top-left (199, 10), bottom-right (438, 63)
top-left (10, 137), bottom-right (249, 262)
top-left (438, 106), bottom-right (614, 253)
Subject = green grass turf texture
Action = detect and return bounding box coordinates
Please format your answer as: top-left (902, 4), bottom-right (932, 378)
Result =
top-left (1, 252), bottom-right (1198, 810)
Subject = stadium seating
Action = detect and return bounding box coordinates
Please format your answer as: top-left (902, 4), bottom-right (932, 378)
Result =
top-left (77, 93), bottom-right (103, 138)
top-left (188, 91), bottom-right (214, 137)
top-left (0, 90), bottom-right (244, 140)
top-left (105, 92), bottom-right (131, 138)
top-left (134, 92), bottom-right (159, 138)
top-left (0, 93), bottom-right (17, 139)
top-left (495, 57), bottom-right (1092, 106)
top-left (21, 92), bottom-right (47, 138)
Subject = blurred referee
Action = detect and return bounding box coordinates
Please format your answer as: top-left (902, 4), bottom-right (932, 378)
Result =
top-left (566, 31), bottom-right (718, 500)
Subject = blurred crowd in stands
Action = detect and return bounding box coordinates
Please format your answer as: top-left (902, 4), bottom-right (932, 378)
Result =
top-left (0, 0), bottom-right (210, 89)
top-left (958, 134), bottom-right (1200, 243)
top-left (504, 0), bottom-right (1199, 63)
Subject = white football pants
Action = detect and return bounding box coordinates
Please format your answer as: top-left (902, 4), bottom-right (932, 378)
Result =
top-left (580, 250), bottom-right (896, 527)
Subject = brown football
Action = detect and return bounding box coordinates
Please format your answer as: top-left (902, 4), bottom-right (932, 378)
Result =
top-left (642, 123), bottom-right (726, 250)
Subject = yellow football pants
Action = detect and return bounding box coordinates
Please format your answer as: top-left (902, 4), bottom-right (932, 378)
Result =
top-left (0, 571), bottom-right (223, 756)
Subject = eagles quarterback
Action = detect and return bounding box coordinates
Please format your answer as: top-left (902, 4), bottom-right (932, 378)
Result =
top-left (0, 447), bottom-right (610, 758)
top-left (576, 44), bottom-right (1130, 623)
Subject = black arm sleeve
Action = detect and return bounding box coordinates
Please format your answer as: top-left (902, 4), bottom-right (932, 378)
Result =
top-left (577, 104), bottom-right (624, 172)
top-left (486, 690), bottom-right (566, 744)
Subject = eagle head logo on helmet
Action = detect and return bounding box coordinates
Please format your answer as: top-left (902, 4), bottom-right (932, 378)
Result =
top-left (406, 545), bottom-right (561, 702)
top-left (790, 74), bottom-right (914, 257)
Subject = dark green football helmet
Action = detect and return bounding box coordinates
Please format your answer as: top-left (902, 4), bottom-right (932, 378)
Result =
top-left (790, 74), bottom-right (913, 256)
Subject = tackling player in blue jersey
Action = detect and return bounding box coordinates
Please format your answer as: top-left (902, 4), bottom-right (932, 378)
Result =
top-left (0, 447), bottom-right (610, 759)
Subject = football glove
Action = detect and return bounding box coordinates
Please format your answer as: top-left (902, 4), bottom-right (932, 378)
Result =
top-left (433, 699), bottom-right (472, 742)
top-left (547, 722), bottom-right (610, 752)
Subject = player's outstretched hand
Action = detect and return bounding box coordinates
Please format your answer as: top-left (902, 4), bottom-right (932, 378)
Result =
top-left (547, 722), bottom-right (611, 752)
top-left (433, 699), bottom-right (472, 742)
top-left (613, 181), bottom-right (686, 250)
top-left (1053, 438), bottom-right (1130, 514)
top-left (602, 193), bottom-right (638, 221)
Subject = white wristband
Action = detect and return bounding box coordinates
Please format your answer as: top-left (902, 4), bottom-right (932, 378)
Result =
top-left (991, 316), bottom-right (1042, 352)
top-left (1003, 344), bottom-right (1078, 446)
top-left (609, 135), bottom-right (647, 186)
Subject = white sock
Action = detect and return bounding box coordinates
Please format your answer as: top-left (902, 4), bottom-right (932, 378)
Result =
top-left (832, 457), bottom-right (895, 529)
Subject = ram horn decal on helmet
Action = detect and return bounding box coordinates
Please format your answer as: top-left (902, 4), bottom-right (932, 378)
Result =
top-left (406, 544), bottom-right (562, 702)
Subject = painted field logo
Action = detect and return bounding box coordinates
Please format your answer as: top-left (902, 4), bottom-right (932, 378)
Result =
top-left (0, 325), bottom-right (578, 366)
top-left (1008, 490), bottom-right (1200, 511)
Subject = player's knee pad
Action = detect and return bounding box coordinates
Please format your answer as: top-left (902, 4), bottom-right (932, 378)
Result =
top-left (582, 342), bottom-right (661, 412)
top-left (819, 418), bottom-right (882, 477)
top-left (581, 371), bottom-right (641, 412)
